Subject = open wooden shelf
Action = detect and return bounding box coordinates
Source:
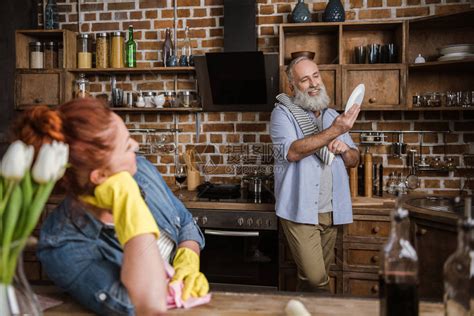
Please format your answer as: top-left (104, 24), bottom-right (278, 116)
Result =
top-left (408, 58), bottom-right (474, 71)
top-left (67, 66), bottom-right (195, 74)
top-left (111, 107), bottom-right (202, 113)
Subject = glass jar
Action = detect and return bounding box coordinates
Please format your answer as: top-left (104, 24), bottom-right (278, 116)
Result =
top-left (29, 42), bottom-right (43, 69)
top-left (74, 73), bottom-right (90, 98)
top-left (77, 34), bottom-right (92, 68)
top-left (142, 91), bottom-right (156, 108)
top-left (96, 32), bottom-right (108, 69)
top-left (44, 41), bottom-right (58, 69)
top-left (58, 41), bottom-right (63, 68)
top-left (177, 91), bottom-right (196, 108)
top-left (110, 31), bottom-right (125, 68)
top-left (163, 91), bottom-right (176, 108)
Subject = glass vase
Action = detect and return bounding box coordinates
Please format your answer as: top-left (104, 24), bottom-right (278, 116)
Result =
top-left (0, 240), bottom-right (42, 316)
top-left (291, 0), bottom-right (312, 23)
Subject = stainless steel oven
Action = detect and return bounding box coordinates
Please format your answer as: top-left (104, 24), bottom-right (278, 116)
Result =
top-left (189, 208), bottom-right (278, 292)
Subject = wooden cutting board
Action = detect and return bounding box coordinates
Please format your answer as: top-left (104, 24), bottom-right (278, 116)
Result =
top-left (352, 196), bottom-right (395, 207)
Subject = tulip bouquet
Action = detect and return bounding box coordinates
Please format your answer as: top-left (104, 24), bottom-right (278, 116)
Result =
top-left (0, 140), bottom-right (68, 287)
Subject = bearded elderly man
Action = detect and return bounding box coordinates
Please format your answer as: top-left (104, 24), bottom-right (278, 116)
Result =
top-left (270, 56), bottom-right (361, 292)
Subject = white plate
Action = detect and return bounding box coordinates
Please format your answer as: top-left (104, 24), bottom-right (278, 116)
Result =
top-left (438, 53), bottom-right (474, 61)
top-left (345, 83), bottom-right (365, 113)
top-left (439, 44), bottom-right (474, 56)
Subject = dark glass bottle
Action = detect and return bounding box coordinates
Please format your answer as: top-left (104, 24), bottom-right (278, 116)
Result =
top-left (125, 25), bottom-right (137, 68)
top-left (443, 197), bottom-right (474, 316)
top-left (379, 206), bottom-right (419, 316)
top-left (162, 28), bottom-right (173, 67)
top-left (44, 0), bottom-right (59, 30)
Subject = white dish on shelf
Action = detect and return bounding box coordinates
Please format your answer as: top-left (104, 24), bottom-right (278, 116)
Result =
top-left (438, 53), bottom-right (474, 61)
top-left (439, 44), bottom-right (474, 56)
top-left (345, 84), bottom-right (365, 113)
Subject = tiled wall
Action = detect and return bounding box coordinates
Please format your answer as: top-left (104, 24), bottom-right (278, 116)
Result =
top-left (35, 0), bottom-right (473, 194)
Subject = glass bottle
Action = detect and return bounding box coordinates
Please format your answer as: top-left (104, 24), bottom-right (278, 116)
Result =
top-left (44, 0), bottom-right (58, 30)
top-left (443, 197), bottom-right (474, 316)
top-left (179, 27), bottom-right (192, 67)
top-left (125, 25), bottom-right (137, 68)
top-left (379, 205), bottom-right (419, 316)
top-left (162, 28), bottom-right (173, 67)
top-left (387, 172), bottom-right (397, 195)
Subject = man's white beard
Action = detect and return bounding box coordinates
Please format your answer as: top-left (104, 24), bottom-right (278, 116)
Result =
top-left (293, 85), bottom-right (330, 112)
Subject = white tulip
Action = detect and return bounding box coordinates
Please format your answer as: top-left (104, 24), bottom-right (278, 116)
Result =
top-left (32, 141), bottom-right (69, 184)
top-left (0, 140), bottom-right (34, 182)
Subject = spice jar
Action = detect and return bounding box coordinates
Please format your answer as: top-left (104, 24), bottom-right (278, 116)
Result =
top-left (74, 73), bottom-right (90, 98)
top-left (44, 41), bottom-right (58, 69)
top-left (77, 34), bottom-right (92, 68)
top-left (163, 91), bottom-right (176, 108)
top-left (96, 32), bottom-right (108, 69)
top-left (142, 91), bottom-right (156, 108)
top-left (29, 42), bottom-right (43, 69)
top-left (110, 31), bottom-right (125, 68)
top-left (177, 91), bottom-right (196, 108)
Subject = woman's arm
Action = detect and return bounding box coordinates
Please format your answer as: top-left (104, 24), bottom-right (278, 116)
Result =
top-left (121, 234), bottom-right (167, 315)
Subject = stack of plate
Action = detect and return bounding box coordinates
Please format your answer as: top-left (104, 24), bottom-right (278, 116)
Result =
top-left (438, 44), bottom-right (474, 61)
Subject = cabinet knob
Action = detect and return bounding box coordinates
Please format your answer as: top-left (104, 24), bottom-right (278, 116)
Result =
top-left (237, 217), bottom-right (244, 226)
top-left (34, 98), bottom-right (43, 103)
top-left (372, 226), bottom-right (380, 234)
top-left (371, 285), bottom-right (379, 293)
top-left (369, 97), bottom-right (377, 104)
top-left (371, 255), bottom-right (379, 263)
top-left (201, 216), bottom-right (207, 225)
top-left (416, 228), bottom-right (428, 236)
top-left (193, 216), bottom-right (199, 224)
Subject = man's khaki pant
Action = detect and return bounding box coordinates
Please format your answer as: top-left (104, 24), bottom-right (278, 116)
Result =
top-left (280, 212), bottom-right (337, 292)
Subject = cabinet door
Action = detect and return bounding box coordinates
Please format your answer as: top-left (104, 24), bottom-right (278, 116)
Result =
top-left (342, 65), bottom-right (407, 109)
top-left (343, 272), bottom-right (380, 297)
top-left (279, 65), bottom-right (341, 110)
top-left (413, 219), bottom-right (457, 301)
top-left (15, 71), bottom-right (62, 108)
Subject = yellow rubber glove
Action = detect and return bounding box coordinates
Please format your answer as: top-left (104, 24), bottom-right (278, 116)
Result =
top-left (81, 171), bottom-right (159, 246)
top-left (171, 247), bottom-right (209, 301)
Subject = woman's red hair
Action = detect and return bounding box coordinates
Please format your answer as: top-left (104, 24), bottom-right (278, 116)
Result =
top-left (12, 98), bottom-right (115, 196)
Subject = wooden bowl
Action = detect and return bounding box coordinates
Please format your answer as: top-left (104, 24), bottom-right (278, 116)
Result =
top-left (291, 51), bottom-right (315, 60)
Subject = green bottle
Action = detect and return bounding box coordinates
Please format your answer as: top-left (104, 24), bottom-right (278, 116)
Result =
top-left (125, 25), bottom-right (136, 68)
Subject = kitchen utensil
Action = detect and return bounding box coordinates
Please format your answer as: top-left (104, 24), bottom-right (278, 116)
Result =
top-left (364, 151), bottom-right (373, 198)
top-left (391, 133), bottom-right (406, 157)
top-left (111, 88), bottom-right (123, 107)
top-left (345, 83), bottom-right (365, 113)
top-left (406, 149), bottom-right (419, 190)
top-left (243, 172), bottom-right (268, 195)
top-left (439, 44), bottom-right (474, 56)
top-left (290, 51), bottom-right (315, 60)
top-left (187, 169), bottom-right (201, 191)
top-left (349, 166), bottom-right (358, 197)
top-left (184, 148), bottom-right (198, 172)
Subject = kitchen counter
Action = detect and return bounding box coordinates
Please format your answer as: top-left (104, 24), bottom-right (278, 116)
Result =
top-left (176, 189), bottom-right (396, 212)
top-left (36, 286), bottom-right (442, 316)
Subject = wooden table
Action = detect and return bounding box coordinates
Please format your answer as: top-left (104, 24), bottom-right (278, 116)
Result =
top-left (37, 286), bottom-right (443, 316)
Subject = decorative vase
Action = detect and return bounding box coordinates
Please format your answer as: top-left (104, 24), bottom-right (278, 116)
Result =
top-left (291, 0), bottom-right (312, 23)
top-left (323, 0), bottom-right (346, 22)
top-left (0, 240), bottom-right (42, 316)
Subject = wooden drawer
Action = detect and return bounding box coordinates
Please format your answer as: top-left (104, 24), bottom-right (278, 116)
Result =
top-left (343, 272), bottom-right (379, 297)
top-left (342, 64), bottom-right (406, 109)
top-left (345, 219), bottom-right (390, 239)
top-left (347, 248), bottom-right (381, 267)
top-left (15, 71), bottom-right (62, 108)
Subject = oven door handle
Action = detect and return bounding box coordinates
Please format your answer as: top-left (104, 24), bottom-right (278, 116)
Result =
top-left (204, 229), bottom-right (259, 237)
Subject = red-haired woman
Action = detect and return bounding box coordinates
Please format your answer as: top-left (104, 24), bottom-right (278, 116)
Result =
top-left (13, 98), bottom-right (207, 315)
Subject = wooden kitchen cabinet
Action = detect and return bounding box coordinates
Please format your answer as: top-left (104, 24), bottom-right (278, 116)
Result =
top-left (279, 11), bottom-right (474, 111)
top-left (410, 215), bottom-right (457, 301)
top-left (14, 29), bottom-right (76, 108)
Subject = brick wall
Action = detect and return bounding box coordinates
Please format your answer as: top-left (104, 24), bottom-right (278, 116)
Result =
top-left (35, 0), bottom-right (474, 194)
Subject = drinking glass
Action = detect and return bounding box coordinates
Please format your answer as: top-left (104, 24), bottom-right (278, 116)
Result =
top-left (354, 46), bottom-right (366, 64)
top-left (175, 164), bottom-right (187, 198)
top-left (367, 44), bottom-right (380, 64)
